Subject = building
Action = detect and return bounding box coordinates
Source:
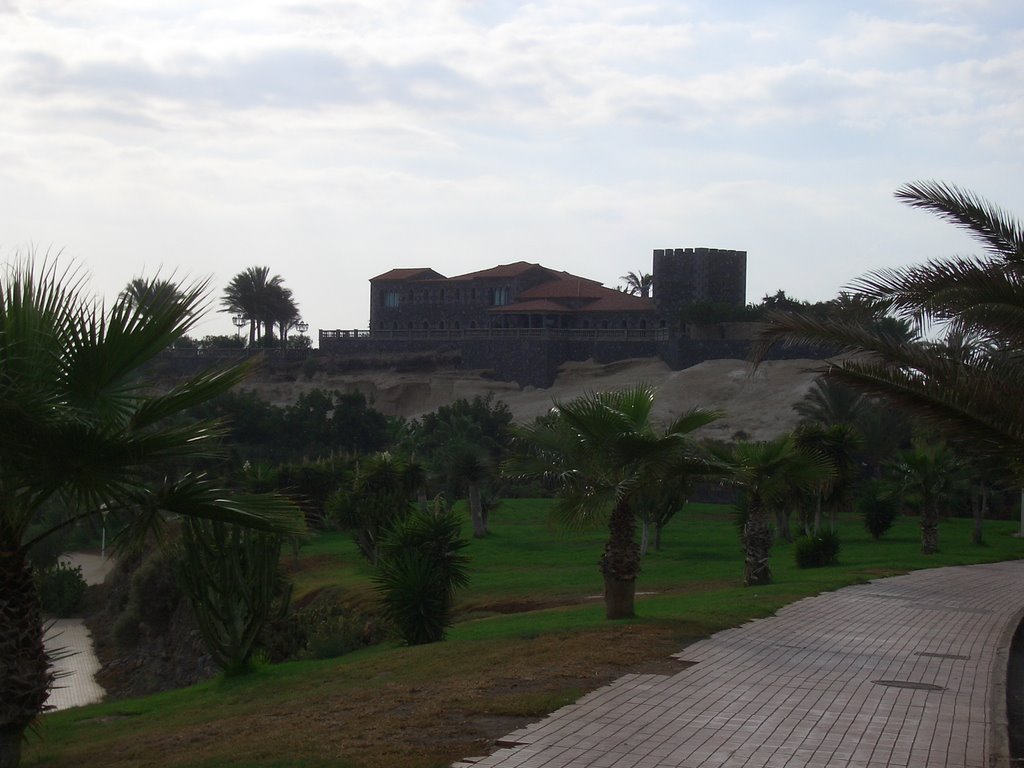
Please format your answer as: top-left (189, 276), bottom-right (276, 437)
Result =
top-left (367, 247), bottom-right (747, 334)
top-left (320, 247), bottom-right (772, 387)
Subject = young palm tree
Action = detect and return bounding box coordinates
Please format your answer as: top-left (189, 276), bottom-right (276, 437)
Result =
top-left (755, 181), bottom-right (1024, 479)
top-left (0, 260), bottom-right (303, 768)
top-left (891, 441), bottom-right (965, 554)
top-left (718, 437), bottom-right (832, 586)
top-left (507, 385), bottom-right (720, 618)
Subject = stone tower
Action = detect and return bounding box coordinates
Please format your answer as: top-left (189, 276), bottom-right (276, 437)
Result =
top-left (652, 247), bottom-right (747, 320)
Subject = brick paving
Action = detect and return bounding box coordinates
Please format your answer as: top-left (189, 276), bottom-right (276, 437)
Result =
top-left (455, 561), bottom-right (1024, 768)
top-left (43, 552), bottom-right (114, 712)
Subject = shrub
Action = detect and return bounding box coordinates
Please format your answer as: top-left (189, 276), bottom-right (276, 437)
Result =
top-left (794, 532), bottom-right (840, 568)
top-left (374, 500), bottom-right (470, 645)
top-left (36, 562), bottom-right (87, 616)
top-left (860, 485), bottom-right (901, 540)
top-left (300, 605), bottom-right (387, 660)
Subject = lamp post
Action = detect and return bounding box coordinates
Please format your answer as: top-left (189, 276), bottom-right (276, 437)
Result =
top-left (297, 320), bottom-right (309, 346)
top-left (232, 314), bottom-right (246, 340)
top-left (100, 505), bottom-right (109, 561)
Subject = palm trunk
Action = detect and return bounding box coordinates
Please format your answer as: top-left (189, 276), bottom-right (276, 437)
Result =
top-left (1, 548), bottom-right (53, 768)
top-left (469, 483), bottom-right (486, 538)
top-left (639, 516), bottom-right (650, 557)
top-left (813, 489), bottom-right (822, 535)
top-left (920, 499), bottom-right (939, 555)
top-left (654, 521), bottom-right (663, 552)
top-left (971, 481), bottom-right (986, 546)
top-left (743, 502), bottom-right (773, 586)
top-left (775, 507), bottom-right (792, 543)
top-left (600, 501), bottom-right (639, 619)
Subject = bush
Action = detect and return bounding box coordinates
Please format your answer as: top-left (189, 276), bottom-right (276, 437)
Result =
top-left (860, 486), bottom-right (901, 540)
top-left (300, 605), bottom-right (387, 660)
top-left (36, 562), bottom-right (87, 616)
top-left (374, 500), bottom-right (470, 645)
top-left (794, 532), bottom-right (840, 569)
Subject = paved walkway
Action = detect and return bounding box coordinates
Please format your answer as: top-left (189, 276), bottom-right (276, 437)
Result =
top-left (456, 561), bottom-right (1024, 768)
top-left (44, 553), bottom-right (115, 712)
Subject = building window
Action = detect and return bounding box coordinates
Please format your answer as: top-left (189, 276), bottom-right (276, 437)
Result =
top-left (422, 321), bottom-right (429, 329)
top-left (490, 285), bottom-right (511, 306)
top-left (454, 320), bottom-right (461, 329)
top-left (408, 289), bottom-right (415, 302)
top-left (439, 288), bottom-right (446, 302)
top-left (601, 320), bottom-right (609, 329)
top-left (455, 289), bottom-right (461, 302)
top-left (383, 290), bottom-right (401, 308)
top-left (392, 321), bottom-right (398, 330)
top-left (470, 321), bottom-right (477, 329)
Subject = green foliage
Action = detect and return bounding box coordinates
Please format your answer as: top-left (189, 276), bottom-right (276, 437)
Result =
top-left (34, 563), bottom-right (87, 617)
top-left (374, 500), bottom-right (471, 645)
top-left (296, 605), bottom-right (388, 660)
top-left (794, 531), bottom-right (841, 568)
top-left (179, 519), bottom-right (291, 676)
top-left (859, 482), bottom-right (901, 540)
top-left (329, 452), bottom-right (422, 562)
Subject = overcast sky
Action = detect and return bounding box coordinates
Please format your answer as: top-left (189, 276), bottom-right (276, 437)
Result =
top-left (2, 1), bottom-right (1021, 339)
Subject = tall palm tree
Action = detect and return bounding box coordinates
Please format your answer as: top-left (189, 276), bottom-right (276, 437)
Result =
top-left (0, 260), bottom-right (303, 768)
top-left (755, 182), bottom-right (1024, 480)
top-left (619, 271), bottom-right (653, 298)
top-left (221, 267), bottom-right (297, 348)
top-left (717, 437), bottom-right (832, 586)
top-left (507, 385), bottom-right (720, 618)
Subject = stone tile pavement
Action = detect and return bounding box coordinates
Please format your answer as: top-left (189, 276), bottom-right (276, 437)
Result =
top-left (44, 552), bottom-right (115, 712)
top-left (455, 561), bottom-right (1024, 768)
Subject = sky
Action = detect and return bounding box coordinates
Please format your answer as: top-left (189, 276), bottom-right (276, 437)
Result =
top-left (2, 1), bottom-right (1022, 340)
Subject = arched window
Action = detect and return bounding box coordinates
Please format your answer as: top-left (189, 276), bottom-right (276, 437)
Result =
top-left (470, 320), bottom-right (477, 329)
top-left (422, 321), bottom-right (429, 329)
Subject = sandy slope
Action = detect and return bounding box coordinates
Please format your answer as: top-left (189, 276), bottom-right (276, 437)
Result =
top-left (242, 356), bottom-right (824, 441)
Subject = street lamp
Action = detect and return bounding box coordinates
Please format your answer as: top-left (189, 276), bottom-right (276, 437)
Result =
top-left (232, 314), bottom-right (246, 339)
top-left (100, 505), bottom-right (109, 561)
top-left (296, 320), bottom-right (309, 337)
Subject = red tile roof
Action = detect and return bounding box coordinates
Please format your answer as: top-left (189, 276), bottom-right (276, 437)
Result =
top-left (578, 294), bottom-right (655, 312)
top-left (370, 268), bottom-right (446, 281)
top-left (518, 276), bottom-right (608, 300)
top-left (486, 299), bottom-right (573, 314)
top-left (450, 262), bottom-right (554, 280)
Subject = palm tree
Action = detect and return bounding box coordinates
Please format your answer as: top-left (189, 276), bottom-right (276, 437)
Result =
top-left (507, 385), bottom-right (720, 618)
top-left (0, 260), bottom-right (303, 768)
top-left (891, 440), bottom-right (965, 554)
top-left (619, 271), bottom-right (653, 298)
top-left (717, 437), bottom-right (832, 586)
top-left (755, 181), bottom-right (1024, 480)
top-left (120, 277), bottom-right (186, 316)
top-left (221, 267), bottom-right (297, 348)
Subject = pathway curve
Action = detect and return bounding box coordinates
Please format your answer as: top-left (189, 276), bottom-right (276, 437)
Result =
top-left (456, 561), bottom-right (1024, 768)
top-left (43, 553), bottom-right (115, 712)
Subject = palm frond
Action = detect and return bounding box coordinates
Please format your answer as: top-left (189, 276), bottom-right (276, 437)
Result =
top-left (894, 181), bottom-right (1024, 263)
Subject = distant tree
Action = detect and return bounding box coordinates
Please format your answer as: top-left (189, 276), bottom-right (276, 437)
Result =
top-left (221, 267), bottom-right (298, 348)
top-left (120, 277), bottom-right (187, 316)
top-left (283, 390), bottom-right (389, 457)
top-left (619, 271), bottom-right (653, 298)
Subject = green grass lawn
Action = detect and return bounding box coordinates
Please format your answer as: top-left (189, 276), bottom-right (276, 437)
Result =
top-left (24, 501), bottom-right (1024, 768)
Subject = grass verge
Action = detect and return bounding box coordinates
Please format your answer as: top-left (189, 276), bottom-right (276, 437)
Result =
top-left (24, 501), bottom-right (1024, 768)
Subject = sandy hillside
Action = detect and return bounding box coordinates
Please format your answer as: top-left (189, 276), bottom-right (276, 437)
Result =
top-left (241, 356), bottom-right (825, 441)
